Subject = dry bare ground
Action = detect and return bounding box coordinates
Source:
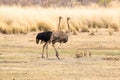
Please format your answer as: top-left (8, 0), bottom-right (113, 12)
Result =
top-left (0, 29), bottom-right (120, 80)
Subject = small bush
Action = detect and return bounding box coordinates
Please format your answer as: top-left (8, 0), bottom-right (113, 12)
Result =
top-left (81, 26), bottom-right (89, 32)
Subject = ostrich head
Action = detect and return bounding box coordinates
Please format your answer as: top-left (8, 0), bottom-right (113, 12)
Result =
top-left (36, 33), bottom-right (40, 44)
top-left (67, 17), bottom-right (70, 21)
top-left (59, 16), bottom-right (62, 20)
top-left (36, 38), bottom-right (39, 44)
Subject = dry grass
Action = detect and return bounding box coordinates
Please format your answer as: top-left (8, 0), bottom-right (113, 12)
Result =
top-left (0, 6), bottom-right (120, 34)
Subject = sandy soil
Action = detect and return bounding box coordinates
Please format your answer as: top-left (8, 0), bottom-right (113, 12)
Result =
top-left (0, 29), bottom-right (120, 80)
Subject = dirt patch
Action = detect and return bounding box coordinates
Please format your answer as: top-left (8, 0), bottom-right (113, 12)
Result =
top-left (0, 52), bottom-right (120, 80)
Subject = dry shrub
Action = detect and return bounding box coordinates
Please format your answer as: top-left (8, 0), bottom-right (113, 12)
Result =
top-left (103, 56), bottom-right (120, 61)
top-left (75, 53), bottom-right (83, 58)
top-left (75, 50), bottom-right (92, 58)
top-left (37, 22), bottom-right (53, 31)
top-left (89, 32), bottom-right (95, 35)
top-left (81, 26), bottom-right (89, 32)
top-left (89, 28), bottom-right (95, 35)
top-left (108, 27), bottom-right (114, 35)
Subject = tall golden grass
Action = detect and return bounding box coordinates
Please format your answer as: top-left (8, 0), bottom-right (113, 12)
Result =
top-left (0, 5), bottom-right (120, 34)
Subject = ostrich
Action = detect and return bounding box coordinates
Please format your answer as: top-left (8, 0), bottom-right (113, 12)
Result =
top-left (36, 31), bottom-right (52, 58)
top-left (36, 17), bottom-right (70, 59)
top-left (36, 16), bottom-right (62, 58)
top-left (50, 17), bottom-right (71, 59)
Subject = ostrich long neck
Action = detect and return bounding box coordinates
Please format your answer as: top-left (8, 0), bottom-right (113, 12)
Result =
top-left (58, 18), bottom-right (61, 31)
top-left (67, 19), bottom-right (70, 33)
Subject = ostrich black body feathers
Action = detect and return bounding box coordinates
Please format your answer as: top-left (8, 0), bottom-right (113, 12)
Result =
top-left (36, 31), bottom-right (52, 44)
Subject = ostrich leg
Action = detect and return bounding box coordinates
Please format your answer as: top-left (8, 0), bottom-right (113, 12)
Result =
top-left (52, 44), bottom-right (60, 59)
top-left (41, 42), bottom-right (47, 58)
top-left (46, 42), bottom-right (49, 59)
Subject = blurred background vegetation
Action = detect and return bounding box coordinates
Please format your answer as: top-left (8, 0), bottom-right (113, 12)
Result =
top-left (0, 0), bottom-right (119, 34)
top-left (0, 0), bottom-right (119, 7)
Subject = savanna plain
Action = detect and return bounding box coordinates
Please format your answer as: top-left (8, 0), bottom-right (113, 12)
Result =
top-left (0, 5), bottom-right (120, 80)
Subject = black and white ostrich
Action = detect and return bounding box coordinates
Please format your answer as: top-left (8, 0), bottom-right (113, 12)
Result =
top-left (36, 31), bottom-right (52, 58)
top-left (36, 17), bottom-right (70, 59)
